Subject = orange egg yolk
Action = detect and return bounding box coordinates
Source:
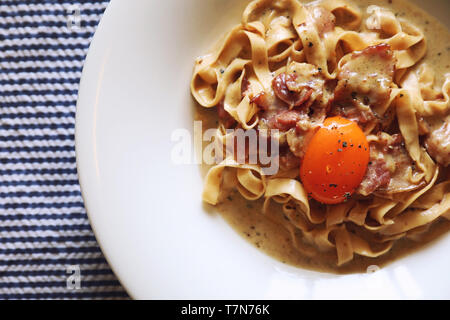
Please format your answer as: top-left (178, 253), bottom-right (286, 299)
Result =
top-left (300, 116), bottom-right (370, 204)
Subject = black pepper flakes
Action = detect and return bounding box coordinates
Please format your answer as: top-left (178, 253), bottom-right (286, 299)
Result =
top-left (337, 148), bottom-right (343, 152)
top-left (220, 69), bottom-right (225, 74)
top-left (308, 42), bottom-right (313, 47)
top-left (351, 92), bottom-right (357, 100)
top-left (329, 184), bottom-right (338, 188)
top-left (342, 141), bottom-right (348, 148)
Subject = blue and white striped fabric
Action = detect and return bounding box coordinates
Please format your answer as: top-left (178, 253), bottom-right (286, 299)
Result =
top-left (0, 0), bottom-right (128, 299)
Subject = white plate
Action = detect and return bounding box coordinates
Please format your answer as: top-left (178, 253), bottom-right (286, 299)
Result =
top-left (76, 0), bottom-right (450, 299)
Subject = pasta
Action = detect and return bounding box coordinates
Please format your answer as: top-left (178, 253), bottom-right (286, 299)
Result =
top-left (191, 0), bottom-right (450, 269)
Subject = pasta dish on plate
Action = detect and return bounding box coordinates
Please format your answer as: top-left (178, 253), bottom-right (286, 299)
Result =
top-left (190, 0), bottom-right (450, 272)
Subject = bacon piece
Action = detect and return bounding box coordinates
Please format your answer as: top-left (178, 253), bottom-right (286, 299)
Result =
top-left (357, 134), bottom-right (407, 196)
top-left (256, 63), bottom-right (327, 113)
top-left (251, 92), bottom-right (271, 111)
top-left (359, 133), bottom-right (424, 195)
top-left (357, 158), bottom-right (391, 196)
top-left (276, 110), bottom-right (301, 128)
top-left (332, 105), bottom-right (376, 125)
top-left (241, 75), bottom-right (250, 98)
top-left (251, 89), bottom-right (288, 112)
top-left (379, 133), bottom-right (404, 153)
top-left (311, 6), bottom-right (336, 37)
top-left (260, 105), bottom-right (319, 158)
top-left (272, 73), bottom-right (313, 108)
top-left (217, 101), bottom-right (236, 129)
top-left (354, 43), bottom-right (394, 61)
top-left (272, 73), bottom-right (297, 106)
top-left (287, 85), bottom-right (314, 108)
top-left (266, 110), bottom-right (304, 131)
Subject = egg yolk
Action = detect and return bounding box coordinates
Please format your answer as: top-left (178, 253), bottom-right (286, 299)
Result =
top-left (300, 116), bottom-right (370, 204)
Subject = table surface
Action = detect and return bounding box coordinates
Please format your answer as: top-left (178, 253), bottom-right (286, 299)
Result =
top-left (0, 0), bottom-right (128, 299)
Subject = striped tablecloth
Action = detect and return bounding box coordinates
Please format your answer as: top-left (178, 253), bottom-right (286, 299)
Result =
top-left (0, 0), bottom-right (128, 299)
